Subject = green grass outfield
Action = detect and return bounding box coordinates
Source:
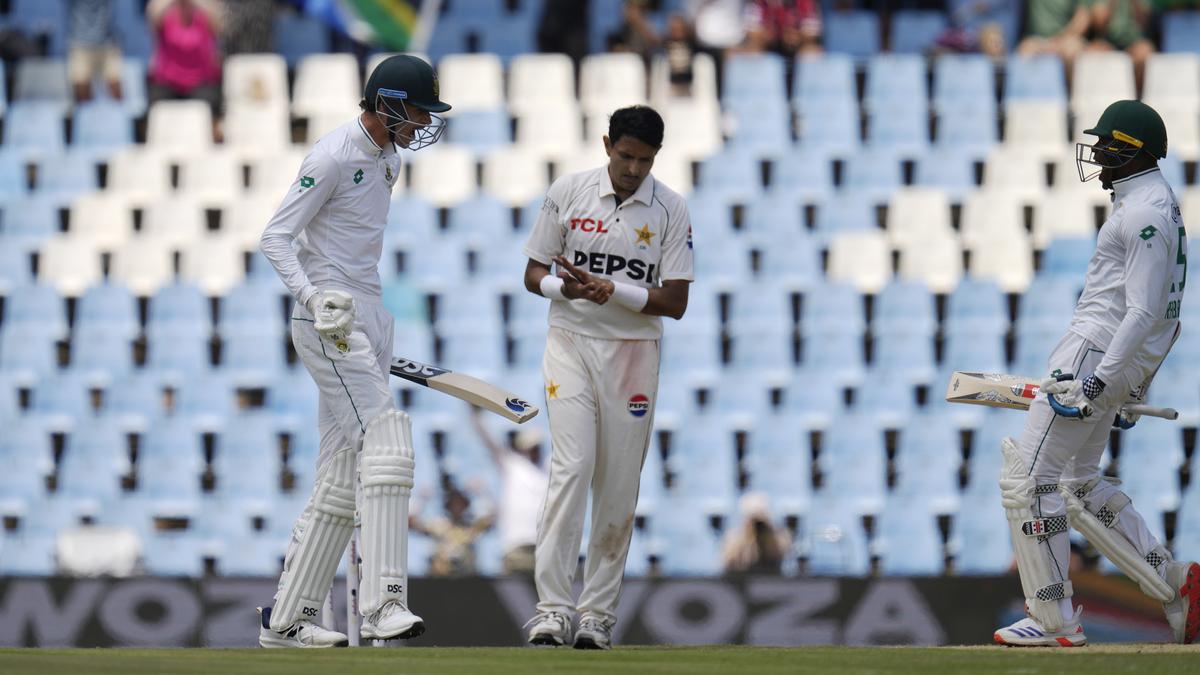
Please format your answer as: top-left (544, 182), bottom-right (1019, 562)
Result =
top-left (1, 645), bottom-right (1198, 675)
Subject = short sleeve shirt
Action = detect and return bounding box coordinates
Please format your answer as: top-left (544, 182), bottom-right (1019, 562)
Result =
top-left (523, 166), bottom-right (694, 340)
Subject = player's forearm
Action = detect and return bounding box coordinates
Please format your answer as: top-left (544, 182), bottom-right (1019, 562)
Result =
top-left (1093, 306), bottom-right (1157, 386)
top-left (641, 285), bottom-right (687, 319)
top-left (260, 232), bottom-right (319, 308)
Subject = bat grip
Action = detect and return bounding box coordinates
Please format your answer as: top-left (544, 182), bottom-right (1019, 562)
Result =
top-left (1121, 404), bottom-right (1179, 420)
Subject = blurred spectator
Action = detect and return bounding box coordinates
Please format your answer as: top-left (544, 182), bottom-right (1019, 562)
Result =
top-left (1017, 0), bottom-right (1090, 70)
top-left (608, 0), bottom-right (661, 59)
top-left (147, 0), bottom-right (224, 115)
top-left (741, 0), bottom-right (823, 56)
top-left (1085, 1), bottom-right (1155, 90)
top-left (934, 0), bottom-right (1015, 60)
top-left (663, 13), bottom-right (699, 96)
top-left (68, 0), bottom-right (124, 102)
top-left (538, 0), bottom-right (590, 64)
top-left (411, 483), bottom-right (495, 577)
top-left (471, 407), bottom-right (547, 575)
top-left (720, 493), bottom-right (793, 574)
top-left (222, 0), bottom-right (276, 55)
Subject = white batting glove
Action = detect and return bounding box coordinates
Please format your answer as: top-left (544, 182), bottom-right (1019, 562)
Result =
top-left (1041, 373), bottom-right (1105, 420)
top-left (306, 289), bottom-right (356, 353)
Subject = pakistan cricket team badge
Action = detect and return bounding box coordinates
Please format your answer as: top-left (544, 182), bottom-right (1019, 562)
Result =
top-left (634, 224), bottom-right (655, 249)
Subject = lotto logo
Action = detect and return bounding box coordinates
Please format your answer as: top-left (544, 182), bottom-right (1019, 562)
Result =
top-left (387, 584), bottom-right (403, 594)
top-left (628, 394), bottom-right (649, 417)
top-left (302, 607), bottom-right (319, 617)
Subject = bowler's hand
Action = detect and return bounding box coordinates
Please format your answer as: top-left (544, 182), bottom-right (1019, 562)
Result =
top-left (554, 255), bottom-right (613, 305)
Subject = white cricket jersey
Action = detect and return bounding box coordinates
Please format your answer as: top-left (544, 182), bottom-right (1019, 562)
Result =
top-left (523, 166), bottom-right (694, 340)
top-left (260, 117), bottom-right (402, 307)
top-left (1068, 168), bottom-right (1187, 385)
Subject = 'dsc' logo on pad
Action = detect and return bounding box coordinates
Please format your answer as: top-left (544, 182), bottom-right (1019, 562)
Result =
top-left (627, 394), bottom-right (649, 417)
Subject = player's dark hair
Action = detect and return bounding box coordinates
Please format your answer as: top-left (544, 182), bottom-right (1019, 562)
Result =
top-left (608, 105), bottom-right (664, 149)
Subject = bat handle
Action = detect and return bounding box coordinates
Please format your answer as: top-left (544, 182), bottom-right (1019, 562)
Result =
top-left (1122, 404), bottom-right (1179, 420)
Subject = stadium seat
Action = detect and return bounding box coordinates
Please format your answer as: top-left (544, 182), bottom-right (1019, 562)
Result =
top-left (744, 414), bottom-right (812, 517)
top-left (1012, 324), bottom-right (1061, 378)
top-left (224, 104), bottom-right (291, 161)
top-left (1118, 425), bottom-right (1185, 512)
top-left (823, 10), bottom-right (881, 58)
top-left (768, 150), bottom-right (834, 203)
top-left (148, 279), bottom-right (210, 329)
top-left (1162, 11), bottom-right (1200, 53)
top-left (435, 281), bottom-right (504, 334)
top-left (867, 103), bottom-right (930, 156)
top-left (842, 148), bottom-right (904, 206)
top-left (723, 52), bottom-right (788, 105)
top-left (895, 413), bottom-right (962, 514)
top-left (76, 282), bottom-right (139, 339)
top-left (71, 100), bottom-right (134, 157)
top-left (110, 236), bottom-right (175, 297)
top-left (827, 230), bottom-right (892, 294)
top-left (796, 97), bottom-right (861, 156)
top-left (1155, 104), bottom-right (1200, 161)
top-left (58, 418), bottom-right (129, 502)
top-left (508, 53), bottom-right (576, 117)
top-left (658, 97), bottom-right (722, 163)
top-left (409, 144), bottom-right (476, 206)
top-left (935, 104), bottom-right (999, 159)
top-left (1143, 53), bottom-right (1200, 111)
top-left (213, 412), bottom-right (284, 498)
top-left (817, 415), bottom-right (886, 515)
top-left (514, 106), bottom-right (584, 161)
top-left (725, 97), bottom-right (794, 155)
top-left (943, 323), bottom-right (1006, 374)
top-left (101, 372), bottom-right (166, 433)
top-left (70, 322), bottom-right (135, 385)
top-left (1040, 237), bottom-right (1095, 281)
top-left (105, 147), bottom-right (172, 205)
top-left (37, 234), bottom-right (103, 296)
top-left (793, 52), bottom-right (856, 112)
top-left (1071, 52), bottom-right (1135, 117)
top-left (864, 54), bottom-right (927, 113)
top-left (696, 150), bottom-right (762, 204)
top-left (802, 494), bottom-right (871, 576)
top-left (853, 370), bottom-right (917, 429)
top-left (292, 54), bottom-right (361, 123)
top-left (218, 281), bottom-right (286, 339)
top-left (179, 234), bottom-right (246, 296)
top-left (886, 187), bottom-right (953, 249)
top-left (650, 49), bottom-right (720, 111)
top-left (4, 101), bottom-right (66, 160)
top-left (146, 324), bottom-right (211, 382)
top-left (223, 54), bottom-right (290, 111)
top-left (933, 54), bottom-right (996, 116)
top-left (951, 494), bottom-right (1012, 574)
top-left (31, 150), bottom-right (97, 203)
top-left (945, 276), bottom-right (1007, 336)
top-left (13, 58), bottom-right (69, 107)
top-left (650, 496), bottom-right (725, 576)
top-left (448, 108), bottom-right (513, 155)
top-left (890, 10), bottom-right (948, 54)
top-left (142, 531), bottom-right (208, 577)
top-left (896, 231), bottom-right (963, 294)
top-left (146, 100), bottom-right (214, 159)
top-left (1031, 192), bottom-right (1096, 249)
top-left (481, 146), bottom-right (549, 206)
top-left (1004, 55), bottom-right (1067, 102)
top-left (1003, 100), bottom-right (1069, 161)
top-left (876, 493), bottom-right (945, 575)
top-left (0, 419), bottom-right (54, 505)
top-left (273, 12), bottom-right (331, 66)
top-left (0, 151), bottom-right (30, 199)
top-left (1015, 277), bottom-right (1077, 335)
top-left (579, 53), bottom-right (647, 119)
top-left (873, 280), bottom-right (936, 337)
top-left (66, 191), bottom-right (134, 249)
top-left (961, 188), bottom-right (1026, 250)
top-left (438, 53), bottom-right (505, 112)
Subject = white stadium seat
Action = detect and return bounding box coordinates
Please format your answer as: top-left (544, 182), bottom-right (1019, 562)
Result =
top-left (141, 197), bottom-right (207, 250)
top-left (508, 53), bottom-right (576, 116)
top-left (661, 98), bottom-right (723, 162)
top-left (292, 54), bottom-right (361, 119)
top-left (1032, 192), bottom-right (1096, 248)
top-left (982, 147), bottom-right (1047, 203)
top-left (146, 100), bottom-right (213, 159)
top-left (1143, 53), bottom-right (1200, 112)
top-left (410, 144), bottom-right (477, 206)
top-left (513, 106), bottom-right (584, 161)
top-left (67, 192), bottom-right (133, 251)
top-left (482, 147), bottom-right (549, 206)
top-left (224, 194), bottom-right (279, 251)
top-left (177, 150), bottom-right (244, 207)
top-left (1071, 52), bottom-right (1135, 117)
top-left (223, 54), bottom-right (289, 110)
top-left (827, 230), bottom-right (892, 294)
top-left (224, 103), bottom-right (291, 160)
top-left (249, 149), bottom-right (306, 197)
top-left (111, 235), bottom-right (176, 296)
top-left (650, 52), bottom-right (720, 111)
top-left (648, 147), bottom-right (693, 196)
top-left (1003, 100), bottom-right (1068, 161)
top-left (38, 235), bottom-right (103, 296)
top-left (961, 189), bottom-right (1025, 250)
top-left (580, 53), bottom-right (647, 119)
top-left (969, 228), bottom-right (1033, 293)
top-left (438, 53), bottom-right (504, 112)
top-left (1182, 187), bottom-right (1200, 225)
top-left (1154, 103), bottom-right (1200, 161)
top-left (898, 231), bottom-right (963, 293)
top-left (885, 187), bottom-right (952, 248)
top-left (106, 147), bottom-right (172, 205)
top-left (180, 234), bottom-right (246, 296)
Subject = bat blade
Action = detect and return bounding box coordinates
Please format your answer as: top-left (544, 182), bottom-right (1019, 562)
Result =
top-left (946, 371), bottom-right (1179, 421)
top-left (389, 357), bottom-right (539, 424)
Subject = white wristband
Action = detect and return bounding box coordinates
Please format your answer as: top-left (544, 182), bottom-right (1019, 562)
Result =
top-left (539, 275), bottom-right (567, 301)
top-left (611, 281), bottom-right (649, 312)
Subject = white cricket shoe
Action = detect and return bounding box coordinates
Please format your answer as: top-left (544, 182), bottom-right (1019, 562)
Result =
top-left (525, 611), bottom-right (572, 646)
top-left (574, 615), bottom-right (614, 650)
top-left (993, 606), bottom-right (1087, 647)
top-left (361, 600), bottom-right (425, 640)
top-left (1163, 560), bottom-right (1200, 644)
top-left (257, 606), bottom-right (349, 648)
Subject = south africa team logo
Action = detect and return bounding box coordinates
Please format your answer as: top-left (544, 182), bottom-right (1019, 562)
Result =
top-left (627, 394), bottom-right (649, 417)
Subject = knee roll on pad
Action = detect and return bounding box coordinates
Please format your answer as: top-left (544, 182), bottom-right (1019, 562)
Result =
top-left (999, 437), bottom-right (1073, 631)
top-left (1064, 477), bottom-right (1174, 602)
top-left (359, 410), bottom-right (416, 615)
top-left (271, 447), bottom-right (357, 630)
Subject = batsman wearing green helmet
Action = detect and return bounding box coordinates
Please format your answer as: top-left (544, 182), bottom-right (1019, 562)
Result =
top-left (994, 99), bottom-right (1196, 647)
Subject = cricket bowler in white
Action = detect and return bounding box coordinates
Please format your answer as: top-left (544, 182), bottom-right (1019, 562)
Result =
top-left (522, 106), bottom-right (693, 649)
top-left (255, 55), bottom-right (450, 648)
top-left (995, 100), bottom-right (1198, 647)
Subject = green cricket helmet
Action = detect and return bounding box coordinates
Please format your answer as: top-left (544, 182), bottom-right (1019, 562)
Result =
top-left (1076, 99), bottom-right (1168, 182)
top-left (363, 55), bottom-right (451, 150)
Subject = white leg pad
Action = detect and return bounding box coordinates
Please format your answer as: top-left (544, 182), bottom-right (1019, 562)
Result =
top-left (1064, 477), bottom-right (1174, 602)
top-left (359, 410), bottom-right (416, 616)
top-left (271, 447), bottom-right (357, 631)
top-left (999, 438), bottom-right (1073, 632)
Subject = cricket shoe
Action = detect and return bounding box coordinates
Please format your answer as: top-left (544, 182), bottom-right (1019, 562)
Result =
top-left (574, 615), bottom-right (614, 650)
top-left (1163, 560), bottom-right (1200, 644)
top-left (361, 601), bottom-right (425, 640)
top-left (525, 611), bottom-right (572, 646)
top-left (994, 606), bottom-right (1087, 647)
top-left (257, 606), bottom-right (348, 648)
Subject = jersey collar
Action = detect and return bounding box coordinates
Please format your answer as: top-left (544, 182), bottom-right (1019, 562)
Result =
top-left (598, 167), bottom-right (655, 206)
top-left (354, 116), bottom-right (394, 158)
top-left (1110, 166), bottom-right (1163, 201)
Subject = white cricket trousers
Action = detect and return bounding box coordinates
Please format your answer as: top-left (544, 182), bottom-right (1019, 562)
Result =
top-left (278, 297), bottom-right (395, 594)
top-left (535, 327), bottom-right (659, 624)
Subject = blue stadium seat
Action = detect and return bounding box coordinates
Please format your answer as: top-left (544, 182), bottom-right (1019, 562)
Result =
top-left (3, 283), bottom-right (68, 334)
top-left (440, 329), bottom-right (506, 377)
top-left (650, 497), bottom-right (724, 576)
top-left (768, 151), bottom-right (834, 203)
top-left (865, 55), bottom-right (927, 112)
top-left (142, 531), bottom-right (208, 577)
top-left (219, 281), bottom-right (285, 339)
top-left (34, 152), bottom-right (97, 199)
top-left (0, 242), bottom-right (34, 292)
top-left (796, 97), bottom-right (861, 156)
top-left (481, 14), bottom-right (538, 64)
top-left (866, 103), bottom-right (929, 155)
top-left (1012, 324), bottom-right (1061, 378)
top-left (802, 494), bottom-right (870, 576)
top-left (13, 58), bottom-right (70, 107)
top-left (801, 281), bottom-right (865, 335)
top-left (876, 493), bottom-right (944, 575)
top-left (0, 60), bottom-right (6, 117)
top-left (273, 13), bottom-right (331, 67)
top-left (0, 375), bottom-right (16, 421)
top-left (1004, 55), bottom-right (1067, 102)
top-left (11, 0), bottom-right (67, 56)
top-left (213, 413), bottom-right (284, 499)
top-left (951, 492), bottom-right (1011, 574)
top-left (944, 277), bottom-right (1007, 335)
top-left (933, 54), bottom-right (996, 115)
top-left (793, 53), bottom-right (856, 110)
top-left (216, 534), bottom-right (286, 576)
top-left (728, 279), bottom-right (793, 332)
top-left (744, 413), bottom-right (812, 516)
top-left (138, 417), bottom-right (204, 515)
top-left (873, 280), bottom-right (936, 337)
top-left (448, 109), bottom-right (512, 155)
top-left (113, 1), bottom-right (153, 60)
top-left (0, 419), bottom-right (54, 505)
top-left (1041, 237), bottom-right (1095, 281)
top-left (76, 282), bottom-right (139, 339)
top-left (385, 194), bottom-right (440, 243)
top-left (436, 281), bottom-right (504, 334)
top-left (146, 325), bottom-right (212, 382)
top-left (818, 415), bottom-right (886, 515)
top-left (943, 324), bottom-right (1006, 374)
top-left (697, 150), bottom-right (762, 204)
top-left (72, 100), bottom-right (135, 156)
top-left (853, 371), bottom-right (917, 429)
top-left (723, 52), bottom-right (788, 105)
top-left (175, 371), bottom-right (237, 433)
top-left (667, 412), bottom-right (738, 514)
top-left (148, 282), bottom-right (210, 335)
top-left (267, 367), bottom-right (319, 433)
top-left (753, 230), bottom-right (821, 291)
top-left (895, 413), bottom-right (962, 515)
top-left (812, 192), bottom-right (877, 242)
top-left (824, 10), bottom-right (881, 58)
top-left (890, 10), bottom-right (948, 54)
top-left (57, 419), bottom-right (129, 502)
top-left (447, 194), bottom-right (512, 244)
top-left (1163, 11), bottom-right (1200, 53)
top-left (967, 410), bottom-right (1024, 482)
top-left (101, 372), bottom-right (166, 432)
top-left (915, 146), bottom-right (978, 202)
top-left (841, 149), bottom-right (904, 205)
top-left (587, 0), bottom-right (624, 53)
top-left (1015, 277), bottom-right (1077, 335)
top-left (1, 196), bottom-right (62, 252)
top-left (1119, 425), bottom-right (1186, 511)
top-left (0, 151), bottom-right (29, 199)
top-left (3, 101), bottom-right (66, 159)
top-left (0, 325), bottom-right (58, 385)
top-left (392, 236), bottom-right (469, 291)
top-left (31, 371), bottom-right (95, 430)
top-left (872, 331), bottom-right (937, 384)
top-left (936, 105), bottom-right (999, 158)
top-left (726, 98), bottom-right (794, 155)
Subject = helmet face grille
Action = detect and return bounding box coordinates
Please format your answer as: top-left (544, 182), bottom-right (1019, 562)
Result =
top-left (1075, 137), bottom-right (1140, 182)
top-left (375, 92), bottom-right (445, 151)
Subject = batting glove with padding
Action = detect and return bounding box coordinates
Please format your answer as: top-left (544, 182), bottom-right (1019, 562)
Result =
top-left (1041, 372), bottom-right (1105, 419)
top-left (307, 289), bottom-right (356, 353)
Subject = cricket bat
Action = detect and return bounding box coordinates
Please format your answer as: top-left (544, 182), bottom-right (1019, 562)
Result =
top-left (389, 357), bottom-right (539, 424)
top-left (945, 371), bottom-right (1179, 420)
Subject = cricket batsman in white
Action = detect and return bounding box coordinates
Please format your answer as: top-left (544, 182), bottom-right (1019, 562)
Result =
top-left (522, 106), bottom-right (693, 649)
top-left (995, 99), bottom-right (1198, 647)
top-left (255, 55), bottom-right (450, 647)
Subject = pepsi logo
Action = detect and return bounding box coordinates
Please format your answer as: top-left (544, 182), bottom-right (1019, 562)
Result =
top-left (627, 394), bottom-right (649, 417)
top-left (506, 397), bottom-right (531, 413)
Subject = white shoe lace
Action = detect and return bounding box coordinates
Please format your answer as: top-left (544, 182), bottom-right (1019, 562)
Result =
top-left (578, 616), bottom-right (612, 635)
top-left (524, 611), bottom-right (569, 634)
